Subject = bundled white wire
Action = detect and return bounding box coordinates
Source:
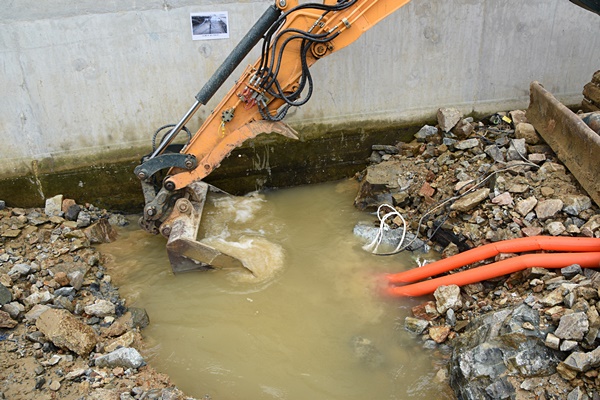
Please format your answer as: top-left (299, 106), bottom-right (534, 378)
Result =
top-left (362, 204), bottom-right (408, 255)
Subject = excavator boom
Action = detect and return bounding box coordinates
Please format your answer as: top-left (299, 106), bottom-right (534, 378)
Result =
top-left (135, 0), bottom-right (411, 273)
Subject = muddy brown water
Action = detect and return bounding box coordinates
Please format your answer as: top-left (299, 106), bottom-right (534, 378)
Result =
top-left (100, 180), bottom-right (454, 399)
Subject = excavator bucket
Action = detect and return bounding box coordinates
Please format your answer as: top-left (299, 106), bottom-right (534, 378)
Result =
top-left (163, 181), bottom-right (246, 273)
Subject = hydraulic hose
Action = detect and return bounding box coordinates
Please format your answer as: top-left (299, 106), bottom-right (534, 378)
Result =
top-left (386, 236), bottom-right (600, 284)
top-left (387, 251), bottom-right (600, 297)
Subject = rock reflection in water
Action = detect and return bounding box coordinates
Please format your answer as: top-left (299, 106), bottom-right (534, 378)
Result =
top-left (100, 180), bottom-right (454, 400)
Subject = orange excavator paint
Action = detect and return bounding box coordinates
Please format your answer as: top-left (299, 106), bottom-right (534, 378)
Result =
top-left (385, 236), bottom-right (600, 297)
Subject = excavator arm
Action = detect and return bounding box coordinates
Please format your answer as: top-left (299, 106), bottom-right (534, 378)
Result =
top-left (135, 0), bottom-right (411, 272)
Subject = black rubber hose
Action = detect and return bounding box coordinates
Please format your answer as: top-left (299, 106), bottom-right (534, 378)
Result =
top-left (194, 5), bottom-right (282, 105)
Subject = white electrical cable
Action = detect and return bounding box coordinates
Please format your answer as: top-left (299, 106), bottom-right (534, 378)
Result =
top-left (362, 204), bottom-right (408, 255)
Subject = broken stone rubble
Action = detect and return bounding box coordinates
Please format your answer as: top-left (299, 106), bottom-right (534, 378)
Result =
top-left (0, 199), bottom-right (192, 399)
top-left (358, 107), bottom-right (600, 399)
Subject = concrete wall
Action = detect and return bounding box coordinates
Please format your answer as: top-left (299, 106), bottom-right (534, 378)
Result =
top-left (2, 0), bottom-right (599, 179)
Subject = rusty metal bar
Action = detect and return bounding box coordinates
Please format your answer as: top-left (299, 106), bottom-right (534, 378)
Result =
top-left (527, 81), bottom-right (600, 206)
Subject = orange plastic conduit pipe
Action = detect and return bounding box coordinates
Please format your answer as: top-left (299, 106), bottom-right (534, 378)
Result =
top-left (387, 251), bottom-right (600, 297)
top-left (386, 236), bottom-right (600, 284)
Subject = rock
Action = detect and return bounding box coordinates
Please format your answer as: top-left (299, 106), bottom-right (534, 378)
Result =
top-left (350, 336), bottom-right (385, 369)
top-left (491, 192), bottom-right (513, 206)
top-left (450, 188), bottom-right (490, 212)
top-left (515, 123), bottom-right (540, 145)
top-left (61, 198), bottom-right (76, 214)
top-left (554, 312), bottom-right (589, 341)
top-left (539, 162), bottom-right (566, 175)
top-left (437, 108), bottom-right (462, 132)
top-left (429, 325), bottom-right (451, 343)
top-left (560, 340), bottom-right (578, 352)
top-left (562, 195), bottom-right (592, 216)
top-left (64, 368), bottom-right (86, 381)
top-left (522, 226), bottom-right (543, 237)
top-left (44, 194), bottom-right (63, 217)
top-left (36, 308), bottom-right (98, 356)
top-left (412, 301), bottom-right (439, 321)
top-left (434, 285), bottom-right (463, 314)
top-left (545, 333), bottom-right (560, 350)
top-left (24, 304), bottom-right (51, 322)
top-left (485, 377), bottom-right (514, 400)
top-left (68, 271), bottom-right (85, 290)
top-left (455, 138), bottom-right (479, 150)
top-left (535, 199), bottom-right (564, 220)
top-left (8, 263), bottom-right (31, 277)
top-left (541, 288), bottom-right (565, 307)
top-left (84, 219), bottom-right (118, 244)
top-left (581, 215), bottom-right (600, 237)
top-left (419, 182), bottom-right (435, 198)
top-left (415, 125), bottom-right (438, 142)
top-left (546, 221), bottom-right (566, 236)
top-left (0, 200), bottom-right (5, 210)
top-left (0, 284), bottom-right (12, 305)
top-left (453, 119), bottom-right (474, 139)
top-left (108, 213), bottom-right (129, 227)
top-left (485, 145), bottom-right (505, 163)
top-left (53, 271), bottom-right (69, 287)
top-left (0, 310), bottom-right (18, 328)
top-left (76, 211), bottom-right (92, 228)
top-left (562, 346), bottom-right (600, 372)
top-left (405, 317), bottom-right (429, 335)
top-left (23, 290), bottom-right (53, 307)
top-left (449, 305), bottom-right (562, 400)
top-left (499, 303), bottom-right (541, 337)
top-left (94, 347), bottom-right (145, 369)
top-left (84, 299), bottom-right (116, 317)
top-left (2, 302), bottom-right (24, 319)
top-left (561, 264), bottom-right (583, 279)
top-left (372, 145), bottom-right (399, 154)
top-left (567, 387), bottom-right (588, 400)
top-left (105, 331), bottom-right (137, 353)
top-left (64, 204), bottom-right (81, 222)
top-left (528, 153), bottom-right (546, 164)
top-left (48, 380), bottom-right (61, 391)
top-left (507, 138), bottom-right (528, 161)
top-left (510, 110), bottom-right (528, 125)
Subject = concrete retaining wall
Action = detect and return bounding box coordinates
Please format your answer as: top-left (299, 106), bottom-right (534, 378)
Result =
top-left (1, 0), bottom-right (599, 188)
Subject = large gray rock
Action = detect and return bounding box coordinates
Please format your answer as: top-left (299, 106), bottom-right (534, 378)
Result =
top-left (36, 308), bottom-right (98, 356)
top-left (449, 304), bottom-right (562, 400)
top-left (94, 347), bottom-right (145, 369)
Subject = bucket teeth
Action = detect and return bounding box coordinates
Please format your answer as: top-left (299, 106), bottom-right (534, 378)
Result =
top-left (163, 181), bottom-right (245, 273)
